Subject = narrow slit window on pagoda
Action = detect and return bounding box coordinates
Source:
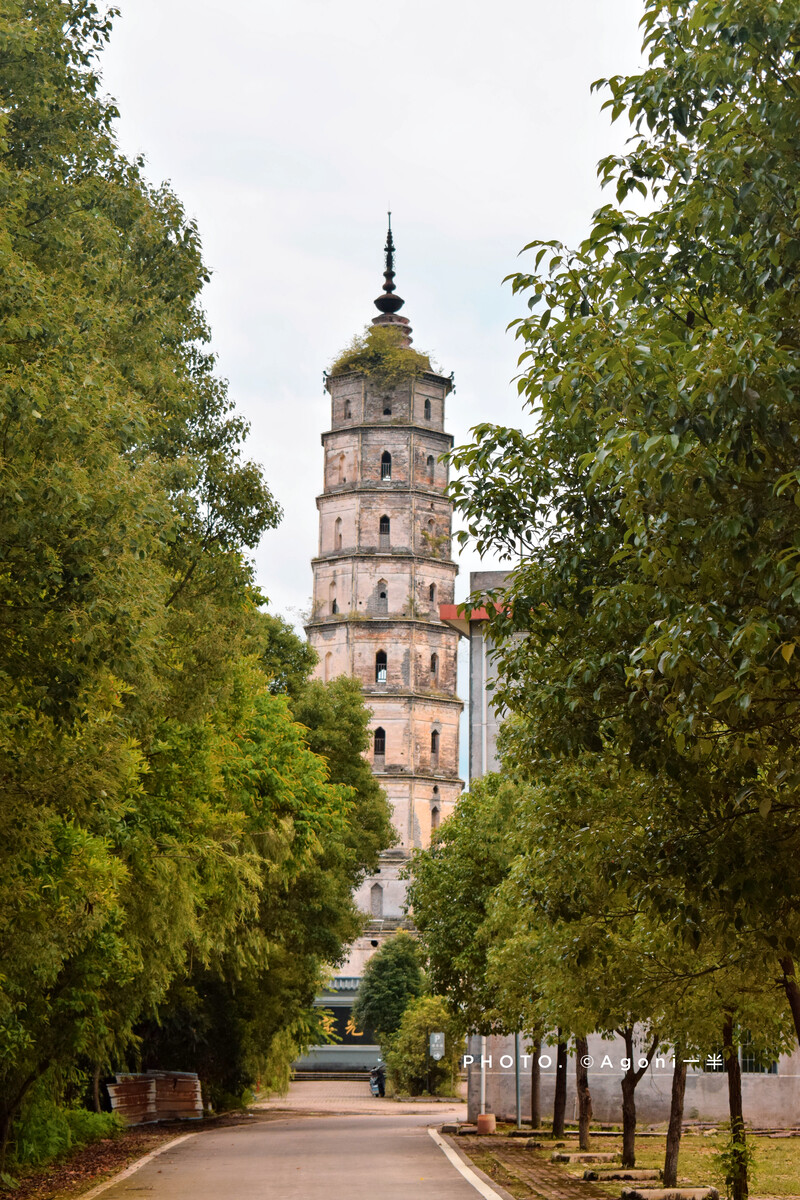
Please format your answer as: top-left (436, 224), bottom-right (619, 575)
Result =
top-left (431, 729), bottom-right (440, 757)
top-left (381, 451), bottom-right (392, 479)
top-left (429, 582), bottom-right (436, 603)
top-left (427, 454), bottom-right (435, 483)
top-left (374, 727), bottom-right (386, 756)
top-left (430, 652), bottom-right (438, 682)
top-left (375, 650), bottom-right (387, 684)
top-left (424, 398), bottom-right (431, 420)
top-left (379, 515), bottom-right (390, 547)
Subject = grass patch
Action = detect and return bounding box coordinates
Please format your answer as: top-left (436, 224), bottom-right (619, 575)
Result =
top-left (634, 1132), bottom-right (800, 1197)
top-left (461, 1131), bottom-right (800, 1199)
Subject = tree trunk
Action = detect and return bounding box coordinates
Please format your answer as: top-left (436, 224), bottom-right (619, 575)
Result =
top-left (0, 1109), bottom-right (12, 1177)
top-left (552, 1037), bottom-right (568, 1138)
top-left (621, 1027), bottom-right (637, 1168)
top-left (530, 1037), bottom-right (541, 1129)
top-left (92, 1065), bottom-right (102, 1114)
top-left (0, 1067), bottom-right (44, 1175)
top-left (616, 1026), bottom-right (660, 1168)
top-left (780, 955), bottom-right (800, 1048)
top-left (575, 1036), bottom-right (592, 1150)
top-left (620, 1072), bottom-right (637, 1167)
top-left (723, 1013), bottom-right (748, 1200)
top-left (663, 1052), bottom-right (687, 1188)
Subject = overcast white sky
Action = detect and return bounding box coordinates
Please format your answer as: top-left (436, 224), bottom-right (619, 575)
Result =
top-left (101, 0), bottom-right (645, 628)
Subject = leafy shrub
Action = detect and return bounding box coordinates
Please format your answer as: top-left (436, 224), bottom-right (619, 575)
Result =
top-left (385, 995), bottom-right (463, 1096)
top-left (11, 1080), bottom-right (123, 1168)
top-left (711, 1123), bottom-right (757, 1197)
top-left (329, 325), bottom-right (432, 387)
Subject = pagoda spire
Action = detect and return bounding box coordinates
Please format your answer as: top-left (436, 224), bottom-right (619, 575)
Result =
top-left (374, 213), bottom-right (404, 314)
top-left (372, 213), bottom-right (412, 341)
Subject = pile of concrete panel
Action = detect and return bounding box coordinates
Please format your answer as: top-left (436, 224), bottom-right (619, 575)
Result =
top-left (107, 1071), bottom-right (203, 1124)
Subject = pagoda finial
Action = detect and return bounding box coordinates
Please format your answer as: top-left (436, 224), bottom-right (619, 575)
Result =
top-left (374, 212), bottom-right (404, 315)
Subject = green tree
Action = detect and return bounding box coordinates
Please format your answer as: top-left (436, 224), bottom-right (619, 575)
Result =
top-left (0, 0), bottom-right (339, 1165)
top-left (407, 774), bottom-right (522, 1035)
top-left (260, 613), bottom-right (318, 698)
top-left (291, 675), bottom-right (396, 873)
top-left (384, 996), bottom-right (462, 1097)
top-left (138, 668), bottom-right (395, 1106)
top-left (352, 931), bottom-right (424, 1046)
top-left (485, 754), bottom-right (793, 1168)
top-left (447, 4), bottom-right (800, 1193)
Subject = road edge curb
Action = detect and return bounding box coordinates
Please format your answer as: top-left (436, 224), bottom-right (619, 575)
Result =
top-left (76, 1131), bottom-right (198, 1200)
top-left (428, 1128), bottom-right (517, 1200)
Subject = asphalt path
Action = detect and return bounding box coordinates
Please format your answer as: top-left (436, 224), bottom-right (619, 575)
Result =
top-left (95, 1111), bottom-right (489, 1200)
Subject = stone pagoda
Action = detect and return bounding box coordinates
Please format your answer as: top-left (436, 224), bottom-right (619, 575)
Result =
top-left (305, 219), bottom-right (462, 976)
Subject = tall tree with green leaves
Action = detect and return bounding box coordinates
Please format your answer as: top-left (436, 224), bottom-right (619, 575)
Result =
top-left (0, 0), bottom-right (391, 1164)
top-left (446, 5), bottom-right (800, 1193)
top-left (138, 662), bottom-right (395, 1105)
top-left (352, 931), bottom-right (425, 1046)
top-left (407, 774), bottom-right (520, 1036)
top-left (484, 754), bottom-right (793, 1171)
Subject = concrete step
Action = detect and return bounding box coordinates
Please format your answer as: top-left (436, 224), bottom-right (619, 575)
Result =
top-left (292, 1071), bottom-right (368, 1081)
top-left (620, 1189), bottom-right (719, 1200)
top-left (553, 1152), bottom-right (620, 1164)
top-left (584, 1169), bottom-right (661, 1182)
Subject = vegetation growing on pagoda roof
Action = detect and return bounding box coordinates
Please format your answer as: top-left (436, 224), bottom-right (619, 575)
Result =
top-left (329, 324), bottom-right (433, 388)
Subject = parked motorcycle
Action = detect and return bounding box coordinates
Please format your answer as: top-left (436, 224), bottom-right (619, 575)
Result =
top-left (369, 1063), bottom-right (386, 1097)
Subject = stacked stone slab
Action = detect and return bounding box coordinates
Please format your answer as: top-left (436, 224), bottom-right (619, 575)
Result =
top-left (305, 229), bottom-right (462, 973)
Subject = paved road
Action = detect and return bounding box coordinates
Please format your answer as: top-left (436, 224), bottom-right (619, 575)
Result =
top-left (253, 1077), bottom-right (467, 1114)
top-left (98, 1084), bottom-right (482, 1200)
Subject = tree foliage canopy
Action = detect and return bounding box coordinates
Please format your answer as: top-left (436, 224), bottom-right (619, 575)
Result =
top-left (448, 0), bottom-right (800, 968)
top-left (406, 775), bottom-right (518, 1034)
top-left (384, 995), bottom-right (462, 1097)
top-left (351, 931), bottom-right (425, 1045)
top-left (433, 3), bottom-right (800, 1189)
top-left (0, 0), bottom-right (393, 1158)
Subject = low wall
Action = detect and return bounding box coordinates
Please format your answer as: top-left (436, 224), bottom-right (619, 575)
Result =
top-left (294, 1043), bottom-right (381, 1072)
top-left (466, 1033), bottom-right (800, 1128)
